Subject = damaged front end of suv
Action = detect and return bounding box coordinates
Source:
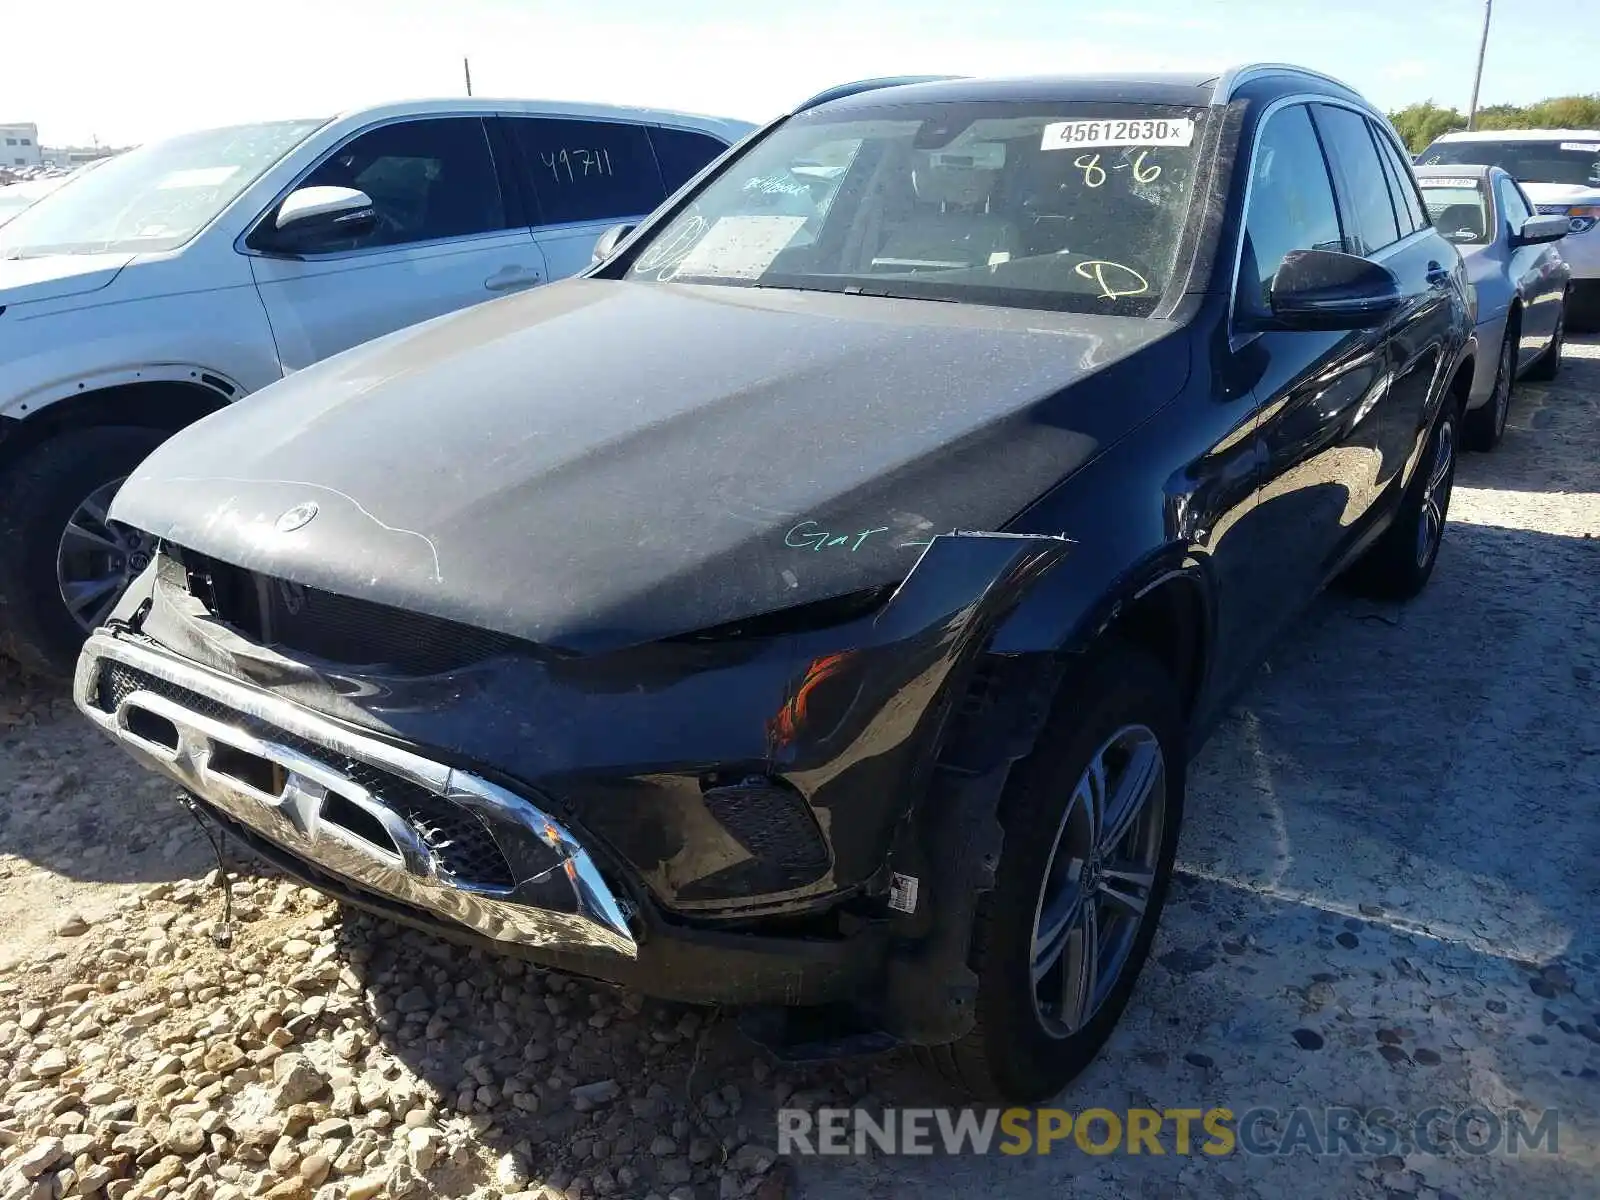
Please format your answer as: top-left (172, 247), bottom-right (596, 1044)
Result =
top-left (73, 71), bottom-right (1248, 1101)
top-left (75, 521), bottom-right (1072, 1039)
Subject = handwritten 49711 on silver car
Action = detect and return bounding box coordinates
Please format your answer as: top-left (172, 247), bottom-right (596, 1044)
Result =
top-left (76, 65), bottom-right (1473, 1102)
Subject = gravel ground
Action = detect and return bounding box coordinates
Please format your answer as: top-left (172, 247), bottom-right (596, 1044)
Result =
top-left (2, 338), bottom-right (1597, 1200)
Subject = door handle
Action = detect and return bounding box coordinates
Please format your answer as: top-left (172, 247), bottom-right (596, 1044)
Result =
top-left (485, 267), bottom-right (543, 292)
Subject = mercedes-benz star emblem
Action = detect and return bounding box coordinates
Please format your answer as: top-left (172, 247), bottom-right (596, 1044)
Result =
top-left (275, 501), bottom-right (319, 533)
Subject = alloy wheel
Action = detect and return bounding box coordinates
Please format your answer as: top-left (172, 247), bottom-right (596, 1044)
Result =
top-left (1029, 724), bottom-right (1166, 1039)
top-left (1415, 419), bottom-right (1455, 568)
top-left (55, 477), bottom-right (148, 633)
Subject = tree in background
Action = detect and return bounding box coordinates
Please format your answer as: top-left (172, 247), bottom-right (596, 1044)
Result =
top-left (1387, 94), bottom-right (1600, 152)
top-left (1388, 102), bottom-right (1468, 152)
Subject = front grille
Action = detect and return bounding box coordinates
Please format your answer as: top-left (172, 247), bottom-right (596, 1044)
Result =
top-left (97, 661), bottom-right (515, 889)
top-left (179, 551), bottom-right (520, 676)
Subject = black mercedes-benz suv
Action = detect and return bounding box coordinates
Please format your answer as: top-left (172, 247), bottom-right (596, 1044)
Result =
top-left (75, 64), bottom-right (1473, 1101)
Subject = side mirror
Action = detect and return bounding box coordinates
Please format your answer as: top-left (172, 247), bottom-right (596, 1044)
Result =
top-left (260, 186), bottom-right (377, 254)
top-left (1268, 248), bottom-right (1402, 330)
top-left (1514, 213), bottom-right (1570, 246)
top-left (591, 223), bottom-right (636, 266)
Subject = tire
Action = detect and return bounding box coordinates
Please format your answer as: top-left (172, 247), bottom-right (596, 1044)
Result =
top-left (918, 641), bottom-right (1184, 1101)
top-left (1463, 317), bottom-right (1515, 451)
top-left (0, 426), bottom-right (170, 678)
top-left (1522, 293), bottom-right (1565, 382)
top-left (1346, 402), bottom-right (1458, 602)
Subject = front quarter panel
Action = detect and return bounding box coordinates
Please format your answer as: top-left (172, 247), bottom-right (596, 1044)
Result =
top-left (0, 254), bottom-right (281, 421)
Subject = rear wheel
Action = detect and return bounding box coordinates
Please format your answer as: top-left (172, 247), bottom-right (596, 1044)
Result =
top-left (0, 426), bottom-right (169, 678)
top-left (1347, 403), bottom-right (1458, 602)
top-left (919, 642), bottom-right (1183, 1101)
top-left (1464, 319), bottom-right (1515, 451)
top-left (1522, 293), bottom-right (1565, 382)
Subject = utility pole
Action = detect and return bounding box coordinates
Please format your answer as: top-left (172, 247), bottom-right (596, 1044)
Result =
top-left (1467, 0), bottom-right (1492, 129)
top-left (464, 57), bottom-right (473, 97)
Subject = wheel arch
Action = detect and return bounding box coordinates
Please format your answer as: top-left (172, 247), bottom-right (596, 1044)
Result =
top-left (0, 373), bottom-right (239, 471)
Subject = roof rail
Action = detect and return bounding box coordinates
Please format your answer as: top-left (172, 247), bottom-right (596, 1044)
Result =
top-left (1213, 62), bottom-right (1362, 105)
top-left (793, 75), bottom-right (967, 113)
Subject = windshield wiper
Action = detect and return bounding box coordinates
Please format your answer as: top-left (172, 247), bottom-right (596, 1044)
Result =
top-left (841, 283), bottom-right (959, 302)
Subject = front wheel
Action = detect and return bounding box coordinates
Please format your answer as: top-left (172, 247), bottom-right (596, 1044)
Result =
top-left (918, 642), bottom-right (1184, 1101)
top-left (1347, 403), bottom-right (1458, 602)
top-left (0, 426), bottom-right (169, 678)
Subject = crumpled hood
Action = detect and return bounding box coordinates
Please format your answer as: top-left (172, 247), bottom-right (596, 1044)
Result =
top-left (113, 278), bottom-right (1189, 653)
top-left (0, 252), bottom-right (135, 307)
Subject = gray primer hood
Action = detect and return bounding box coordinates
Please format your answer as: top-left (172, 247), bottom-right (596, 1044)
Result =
top-left (113, 279), bottom-right (1188, 653)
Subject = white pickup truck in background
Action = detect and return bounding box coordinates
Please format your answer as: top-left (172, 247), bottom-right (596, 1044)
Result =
top-left (0, 98), bottom-right (753, 675)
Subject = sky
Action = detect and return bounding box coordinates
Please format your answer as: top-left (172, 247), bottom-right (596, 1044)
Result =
top-left (4, 0), bottom-right (1597, 148)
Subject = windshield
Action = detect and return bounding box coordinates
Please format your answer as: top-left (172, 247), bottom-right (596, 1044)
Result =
top-left (1417, 181), bottom-right (1490, 244)
top-left (624, 101), bottom-right (1206, 315)
top-left (0, 188), bottom-right (44, 226)
top-left (0, 119), bottom-right (324, 258)
top-left (1417, 138), bottom-right (1600, 188)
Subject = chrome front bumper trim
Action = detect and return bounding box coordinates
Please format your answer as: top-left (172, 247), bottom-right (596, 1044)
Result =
top-left (73, 632), bottom-right (637, 958)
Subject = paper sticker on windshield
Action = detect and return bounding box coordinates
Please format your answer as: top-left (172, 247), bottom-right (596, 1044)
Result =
top-left (1560, 142), bottom-right (1600, 152)
top-left (1042, 118), bottom-right (1195, 151)
top-left (673, 215), bottom-right (807, 280)
top-left (157, 166), bottom-right (240, 190)
top-left (1420, 177), bottom-right (1481, 190)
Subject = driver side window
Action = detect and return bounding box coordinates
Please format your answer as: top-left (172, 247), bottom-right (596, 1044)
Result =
top-left (1495, 175), bottom-right (1532, 234)
top-left (297, 117), bottom-right (509, 251)
top-left (1236, 104), bottom-right (1343, 318)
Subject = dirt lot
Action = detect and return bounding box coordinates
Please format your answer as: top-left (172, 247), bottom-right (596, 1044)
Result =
top-left (3, 339), bottom-right (1597, 1200)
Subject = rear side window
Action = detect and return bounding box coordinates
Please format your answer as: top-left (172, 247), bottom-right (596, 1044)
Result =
top-left (300, 117), bottom-right (509, 248)
top-left (1312, 104), bottom-right (1400, 255)
top-left (650, 127), bottom-right (731, 194)
top-left (1371, 122), bottom-right (1428, 235)
top-left (1237, 104), bottom-right (1343, 315)
top-left (509, 118), bottom-right (665, 225)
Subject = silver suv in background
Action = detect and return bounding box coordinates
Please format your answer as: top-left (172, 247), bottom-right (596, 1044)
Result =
top-left (0, 99), bottom-right (754, 676)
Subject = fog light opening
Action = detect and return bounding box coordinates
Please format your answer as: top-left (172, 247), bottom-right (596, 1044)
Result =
top-left (124, 706), bottom-right (180, 751)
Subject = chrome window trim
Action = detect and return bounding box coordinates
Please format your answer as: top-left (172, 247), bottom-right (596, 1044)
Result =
top-left (1366, 116), bottom-right (1435, 236)
top-left (1213, 63), bottom-right (1362, 107)
top-left (1226, 91), bottom-right (1434, 350)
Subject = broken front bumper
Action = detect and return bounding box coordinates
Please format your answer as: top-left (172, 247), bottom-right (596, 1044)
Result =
top-left (72, 632), bottom-right (636, 958)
